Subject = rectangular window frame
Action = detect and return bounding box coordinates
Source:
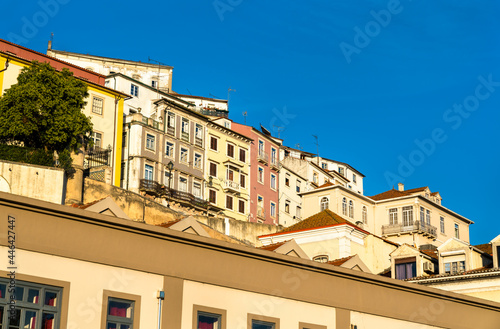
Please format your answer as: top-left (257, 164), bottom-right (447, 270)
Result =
top-left (270, 173), bottom-right (277, 190)
top-left (130, 84), bottom-right (139, 97)
top-left (180, 147), bottom-right (189, 164)
top-left (210, 136), bottom-right (219, 151)
top-left (92, 96), bottom-right (104, 115)
top-left (227, 143), bottom-right (235, 158)
top-left (270, 202), bottom-right (276, 218)
top-left (194, 153), bottom-right (202, 170)
top-left (192, 305), bottom-right (226, 329)
top-left (248, 313), bottom-right (279, 329)
top-left (146, 133), bottom-right (156, 151)
top-left (239, 148), bottom-right (246, 162)
top-left (101, 290), bottom-right (141, 329)
top-left (166, 141), bottom-right (175, 158)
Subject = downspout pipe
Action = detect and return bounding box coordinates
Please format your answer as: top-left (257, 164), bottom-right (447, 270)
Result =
top-left (0, 58), bottom-right (10, 73)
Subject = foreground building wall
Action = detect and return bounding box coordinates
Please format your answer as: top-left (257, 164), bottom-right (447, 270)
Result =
top-left (0, 192), bottom-right (499, 329)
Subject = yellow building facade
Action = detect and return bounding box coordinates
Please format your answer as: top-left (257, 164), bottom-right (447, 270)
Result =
top-left (0, 47), bottom-right (127, 187)
top-left (205, 119), bottom-right (252, 222)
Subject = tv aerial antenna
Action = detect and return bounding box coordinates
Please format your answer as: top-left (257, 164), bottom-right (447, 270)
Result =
top-left (242, 111), bottom-right (248, 124)
top-left (273, 125), bottom-right (284, 138)
top-left (312, 135), bottom-right (319, 164)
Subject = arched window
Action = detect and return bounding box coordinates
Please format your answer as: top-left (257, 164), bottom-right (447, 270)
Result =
top-left (349, 200), bottom-right (354, 218)
top-left (320, 197), bottom-right (329, 211)
top-left (313, 255), bottom-right (329, 263)
top-left (362, 206), bottom-right (367, 224)
top-left (342, 198), bottom-right (347, 216)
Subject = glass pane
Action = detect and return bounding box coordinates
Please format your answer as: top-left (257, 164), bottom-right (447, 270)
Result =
top-left (252, 320), bottom-right (274, 329)
top-left (28, 289), bottom-right (40, 304)
top-left (108, 300), bottom-right (132, 318)
top-left (8, 308), bottom-right (20, 327)
top-left (14, 287), bottom-right (24, 301)
top-left (198, 313), bottom-right (220, 329)
top-left (42, 313), bottom-right (55, 329)
top-left (0, 284), bottom-right (5, 299)
top-left (119, 325), bottom-right (131, 329)
top-left (44, 291), bottom-right (57, 307)
top-left (23, 310), bottom-right (37, 329)
top-left (107, 323), bottom-right (118, 329)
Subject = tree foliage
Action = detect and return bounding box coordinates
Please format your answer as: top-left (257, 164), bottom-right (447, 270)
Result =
top-left (0, 61), bottom-right (93, 152)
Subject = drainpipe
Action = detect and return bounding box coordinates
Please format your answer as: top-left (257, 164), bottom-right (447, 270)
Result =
top-left (113, 95), bottom-right (121, 185)
top-left (0, 58), bottom-right (9, 73)
top-left (126, 122), bottom-right (132, 190)
top-left (157, 290), bottom-right (164, 329)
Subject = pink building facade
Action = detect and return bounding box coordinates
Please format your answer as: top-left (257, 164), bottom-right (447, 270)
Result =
top-left (232, 123), bottom-right (280, 225)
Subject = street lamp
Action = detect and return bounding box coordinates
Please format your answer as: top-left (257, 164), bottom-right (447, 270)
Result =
top-left (167, 161), bottom-right (174, 207)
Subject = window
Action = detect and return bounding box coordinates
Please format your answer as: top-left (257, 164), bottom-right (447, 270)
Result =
top-left (270, 174), bottom-right (276, 190)
top-left (395, 260), bottom-right (416, 280)
top-left (227, 143), bottom-right (235, 157)
top-left (296, 180), bottom-right (301, 192)
top-left (252, 320), bottom-right (275, 329)
top-left (209, 162), bottom-right (217, 177)
top-left (210, 136), bottom-right (218, 151)
top-left (180, 148), bottom-right (188, 163)
top-left (313, 255), bottom-right (329, 263)
top-left (0, 279), bottom-right (62, 329)
top-left (194, 153), bottom-right (202, 169)
top-left (146, 134), bottom-right (155, 151)
top-left (353, 174), bottom-right (357, 183)
top-left (285, 174), bottom-right (290, 187)
top-left (296, 206), bottom-right (301, 219)
top-left (166, 141), bottom-right (174, 157)
top-left (193, 182), bottom-right (202, 198)
top-left (271, 147), bottom-right (277, 165)
top-left (348, 200), bottom-right (354, 218)
top-left (445, 261), bottom-right (465, 274)
top-left (240, 174), bottom-right (246, 188)
top-left (130, 84), bottom-right (139, 97)
top-left (195, 124), bottom-right (203, 140)
top-left (455, 223), bottom-right (459, 239)
top-left (226, 168), bottom-right (234, 181)
top-left (238, 200), bottom-right (245, 214)
top-left (145, 164), bottom-right (153, 180)
top-left (92, 96), bottom-right (103, 114)
top-left (420, 207), bottom-right (425, 226)
top-left (321, 162), bottom-right (327, 169)
top-left (389, 208), bottom-right (398, 225)
top-left (270, 202), bottom-right (276, 217)
top-left (107, 297), bottom-right (134, 328)
top-left (91, 131), bottom-right (102, 148)
top-left (258, 167), bottom-right (264, 183)
top-left (285, 200), bottom-right (290, 213)
top-left (258, 140), bottom-right (264, 155)
top-left (209, 190), bottom-right (217, 203)
top-left (181, 118), bottom-right (189, 140)
top-left (320, 197), bottom-right (329, 211)
top-left (151, 79), bottom-right (157, 88)
top-left (440, 217), bottom-right (445, 234)
top-left (179, 176), bottom-right (188, 192)
top-left (167, 112), bottom-right (175, 128)
top-left (426, 209), bottom-right (431, 226)
top-left (196, 310), bottom-right (222, 329)
top-left (338, 167), bottom-right (345, 176)
top-left (402, 206), bottom-right (413, 226)
top-left (342, 197), bottom-right (347, 216)
top-left (362, 206), bottom-right (367, 224)
top-left (226, 195), bottom-right (233, 210)
top-left (313, 172), bottom-right (318, 184)
top-left (164, 170), bottom-right (172, 186)
top-left (239, 148), bottom-right (246, 162)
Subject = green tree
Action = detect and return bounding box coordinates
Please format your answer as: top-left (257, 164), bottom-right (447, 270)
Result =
top-left (0, 61), bottom-right (93, 153)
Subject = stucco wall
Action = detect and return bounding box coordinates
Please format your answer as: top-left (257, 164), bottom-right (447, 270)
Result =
top-left (0, 160), bottom-right (64, 204)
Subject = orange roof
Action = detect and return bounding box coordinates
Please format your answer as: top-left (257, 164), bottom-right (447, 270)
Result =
top-left (328, 255), bottom-right (355, 266)
top-left (258, 241), bottom-right (288, 251)
top-left (404, 186), bottom-right (429, 193)
top-left (69, 197), bottom-right (107, 209)
top-left (431, 192), bottom-right (440, 196)
top-left (420, 249), bottom-right (438, 260)
top-left (474, 243), bottom-right (493, 255)
top-left (280, 209), bottom-right (348, 234)
top-left (157, 219), bottom-right (182, 228)
top-left (368, 188), bottom-right (410, 201)
top-left (316, 181), bottom-right (335, 189)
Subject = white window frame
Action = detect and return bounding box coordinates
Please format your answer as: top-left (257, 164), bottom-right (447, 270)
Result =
top-left (194, 153), bottom-right (202, 169)
top-left (92, 96), bottom-right (103, 115)
top-left (166, 141), bottom-right (175, 157)
top-left (320, 197), bottom-right (329, 211)
top-left (146, 133), bottom-right (155, 151)
top-left (131, 84), bottom-right (139, 97)
top-left (270, 202), bottom-right (276, 218)
top-left (180, 147), bottom-right (189, 164)
top-left (258, 166), bottom-right (264, 183)
top-left (270, 173), bottom-right (276, 190)
top-left (145, 164), bottom-right (154, 181)
top-left (179, 176), bottom-right (188, 192)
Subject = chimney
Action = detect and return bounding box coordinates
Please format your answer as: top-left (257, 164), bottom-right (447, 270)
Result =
top-left (398, 183), bottom-right (404, 191)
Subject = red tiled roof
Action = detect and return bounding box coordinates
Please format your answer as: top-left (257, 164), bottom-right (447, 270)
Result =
top-left (404, 186), bottom-right (429, 193)
top-left (407, 265), bottom-right (497, 281)
top-left (157, 219), bottom-right (182, 228)
top-left (431, 192), bottom-right (440, 196)
top-left (368, 189), bottom-right (410, 201)
top-left (328, 255), bottom-right (355, 266)
top-left (259, 241), bottom-right (288, 251)
top-left (69, 197), bottom-right (108, 209)
top-left (316, 181), bottom-right (335, 189)
top-left (420, 249), bottom-right (438, 260)
top-left (474, 243), bottom-right (493, 255)
top-left (280, 209), bottom-right (349, 233)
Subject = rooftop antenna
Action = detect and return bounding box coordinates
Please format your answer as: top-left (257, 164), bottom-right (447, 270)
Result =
top-left (227, 87), bottom-right (236, 107)
top-left (242, 111), bottom-right (248, 125)
top-left (312, 135), bottom-right (319, 165)
top-left (148, 57), bottom-right (167, 99)
top-left (209, 93), bottom-right (219, 99)
top-left (295, 143), bottom-right (302, 151)
top-left (273, 125), bottom-right (284, 138)
top-left (186, 88), bottom-right (192, 95)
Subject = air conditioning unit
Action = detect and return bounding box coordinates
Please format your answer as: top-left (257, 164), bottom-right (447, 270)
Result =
top-left (423, 262), bottom-right (434, 273)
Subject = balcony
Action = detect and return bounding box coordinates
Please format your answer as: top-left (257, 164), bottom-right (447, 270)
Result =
top-left (257, 207), bottom-right (266, 219)
top-left (181, 132), bottom-right (189, 142)
top-left (166, 126), bottom-right (175, 136)
top-left (139, 179), bottom-right (163, 195)
top-left (257, 150), bottom-right (269, 164)
top-left (224, 180), bottom-right (240, 193)
top-left (195, 137), bottom-right (203, 148)
top-left (166, 188), bottom-right (208, 208)
top-left (270, 158), bottom-right (280, 171)
top-left (382, 221), bottom-right (437, 238)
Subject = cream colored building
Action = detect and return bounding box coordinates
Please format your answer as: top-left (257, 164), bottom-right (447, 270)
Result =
top-left (1, 192), bottom-right (499, 329)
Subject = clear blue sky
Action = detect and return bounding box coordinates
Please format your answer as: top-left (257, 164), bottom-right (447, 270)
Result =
top-left (3, 0), bottom-right (499, 244)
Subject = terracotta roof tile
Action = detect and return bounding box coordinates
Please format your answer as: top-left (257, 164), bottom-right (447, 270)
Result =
top-left (420, 249), bottom-right (438, 260)
top-left (368, 189), bottom-right (410, 201)
top-left (431, 192), bottom-right (440, 196)
top-left (328, 255), bottom-right (355, 266)
top-left (279, 209), bottom-right (348, 233)
top-left (316, 181), bottom-right (335, 189)
top-left (408, 265), bottom-right (497, 281)
top-left (474, 243), bottom-right (493, 255)
top-left (157, 219), bottom-right (182, 228)
top-left (69, 197), bottom-right (108, 209)
top-left (259, 241), bottom-right (288, 251)
top-left (404, 186), bottom-right (429, 193)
